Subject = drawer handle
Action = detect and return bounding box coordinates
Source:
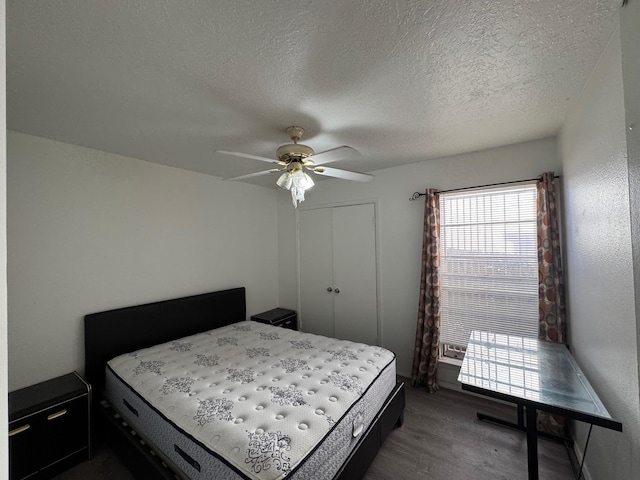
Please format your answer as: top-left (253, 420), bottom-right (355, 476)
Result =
top-left (9, 424), bottom-right (30, 436)
top-left (47, 409), bottom-right (68, 421)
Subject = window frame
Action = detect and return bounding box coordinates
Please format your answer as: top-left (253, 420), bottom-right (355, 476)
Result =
top-left (437, 181), bottom-right (540, 362)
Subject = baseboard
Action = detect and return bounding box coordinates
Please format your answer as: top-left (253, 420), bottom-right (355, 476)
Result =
top-left (437, 378), bottom-right (464, 392)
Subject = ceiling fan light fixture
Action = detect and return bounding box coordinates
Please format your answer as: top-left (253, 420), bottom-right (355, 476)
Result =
top-left (276, 172), bottom-right (293, 190)
top-left (279, 169), bottom-right (315, 208)
top-left (293, 170), bottom-right (315, 190)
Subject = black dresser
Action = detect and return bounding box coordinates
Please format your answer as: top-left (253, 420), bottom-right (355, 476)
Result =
top-left (251, 308), bottom-right (297, 330)
top-left (9, 371), bottom-right (91, 480)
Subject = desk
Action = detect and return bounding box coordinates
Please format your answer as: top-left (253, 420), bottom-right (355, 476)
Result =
top-left (458, 331), bottom-right (622, 480)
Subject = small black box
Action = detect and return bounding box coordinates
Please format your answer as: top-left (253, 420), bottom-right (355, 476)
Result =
top-left (251, 308), bottom-right (297, 330)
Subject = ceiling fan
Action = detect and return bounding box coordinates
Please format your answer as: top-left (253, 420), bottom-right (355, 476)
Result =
top-left (217, 126), bottom-right (374, 207)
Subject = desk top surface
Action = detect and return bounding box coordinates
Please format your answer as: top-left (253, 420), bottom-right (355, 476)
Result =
top-left (458, 331), bottom-right (621, 430)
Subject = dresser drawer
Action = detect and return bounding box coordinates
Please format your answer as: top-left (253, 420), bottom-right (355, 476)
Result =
top-left (8, 418), bottom-right (39, 480)
top-left (40, 395), bottom-right (89, 466)
top-left (276, 317), bottom-right (296, 329)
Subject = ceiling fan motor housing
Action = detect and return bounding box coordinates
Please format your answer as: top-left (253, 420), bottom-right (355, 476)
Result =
top-left (276, 143), bottom-right (314, 164)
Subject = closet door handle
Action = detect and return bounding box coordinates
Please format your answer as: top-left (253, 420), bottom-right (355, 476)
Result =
top-left (334, 288), bottom-right (340, 294)
top-left (327, 287), bottom-right (333, 292)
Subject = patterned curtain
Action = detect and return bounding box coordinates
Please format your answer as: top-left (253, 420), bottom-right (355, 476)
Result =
top-left (411, 189), bottom-right (441, 393)
top-left (537, 172), bottom-right (566, 343)
top-left (536, 171), bottom-right (567, 437)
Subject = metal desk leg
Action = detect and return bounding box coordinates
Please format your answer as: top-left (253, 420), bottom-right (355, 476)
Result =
top-left (477, 403), bottom-right (570, 445)
top-left (525, 405), bottom-right (539, 480)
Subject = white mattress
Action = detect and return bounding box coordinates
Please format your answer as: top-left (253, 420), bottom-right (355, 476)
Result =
top-left (105, 321), bottom-right (396, 480)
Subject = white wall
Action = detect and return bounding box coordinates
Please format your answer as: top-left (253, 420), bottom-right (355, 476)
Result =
top-left (559, 25), bottom-right (640, 480)
top-left (620, 0), bottom-right (640, 415)
top-left (278, 137), bottom-right (560, 377)
top-left (7, 132), bottom-right (281, 391)
top-left (1, 1), bottom-right (8, 478)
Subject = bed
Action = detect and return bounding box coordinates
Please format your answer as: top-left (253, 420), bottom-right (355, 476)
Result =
top-left (84, 287), bottom-right (405, 480)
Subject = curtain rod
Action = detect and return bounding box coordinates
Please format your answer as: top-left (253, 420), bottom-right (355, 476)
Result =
top-left (409, 175), bottom-right (560, 201)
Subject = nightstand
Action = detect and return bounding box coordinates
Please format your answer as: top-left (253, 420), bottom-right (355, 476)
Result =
top-left (9, 371), bottom-right (91, 480)
top-left (251, 308), bottom-right (297, 330)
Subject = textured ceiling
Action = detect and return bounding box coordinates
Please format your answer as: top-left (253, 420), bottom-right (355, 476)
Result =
top-left (7, 1), bottom-right (621, 187)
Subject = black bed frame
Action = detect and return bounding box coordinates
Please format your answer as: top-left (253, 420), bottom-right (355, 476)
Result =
top-left (84, 287), bottom-right (405, 480)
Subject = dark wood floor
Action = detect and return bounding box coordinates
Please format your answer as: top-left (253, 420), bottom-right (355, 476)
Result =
top-left (53, 380), bottom-right (576, 480)
top-left (364, 382), bottom-right (576, 480)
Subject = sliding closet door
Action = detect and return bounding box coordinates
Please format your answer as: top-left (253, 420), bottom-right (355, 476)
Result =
top-left (298, 203), bottom-right (378, 345)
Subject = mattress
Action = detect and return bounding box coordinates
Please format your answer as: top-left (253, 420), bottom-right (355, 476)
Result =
top-left (104, 320), bottom-right (396, 480)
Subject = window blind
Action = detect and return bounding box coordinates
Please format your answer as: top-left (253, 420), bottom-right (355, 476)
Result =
top-left (439, 182), bottom-right (539, 349)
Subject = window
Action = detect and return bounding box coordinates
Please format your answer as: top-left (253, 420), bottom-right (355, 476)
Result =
top-left (439, 183), bottom-right (538, 360)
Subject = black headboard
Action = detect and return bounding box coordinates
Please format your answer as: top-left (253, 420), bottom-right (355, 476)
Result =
top-left (84, 287), bottom-right (246, 402)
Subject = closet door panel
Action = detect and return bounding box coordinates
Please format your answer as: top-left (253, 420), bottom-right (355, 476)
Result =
top-left (298, 208), bottom-right (335, 337)
top-left (332, 204), bottom-right (378, 345)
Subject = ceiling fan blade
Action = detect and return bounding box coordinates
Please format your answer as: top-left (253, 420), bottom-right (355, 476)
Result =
top-left (225, 169), bottom-right (280, 181)
top-left (312, 166), bottom-right (374, 182)
top-left (217, 150), bottom-right (279, 164)
top-left (310, 146), bottom-right (359, 166)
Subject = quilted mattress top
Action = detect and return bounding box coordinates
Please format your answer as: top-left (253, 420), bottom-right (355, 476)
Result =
top-left (107, 320), bottom-right (395, 479)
